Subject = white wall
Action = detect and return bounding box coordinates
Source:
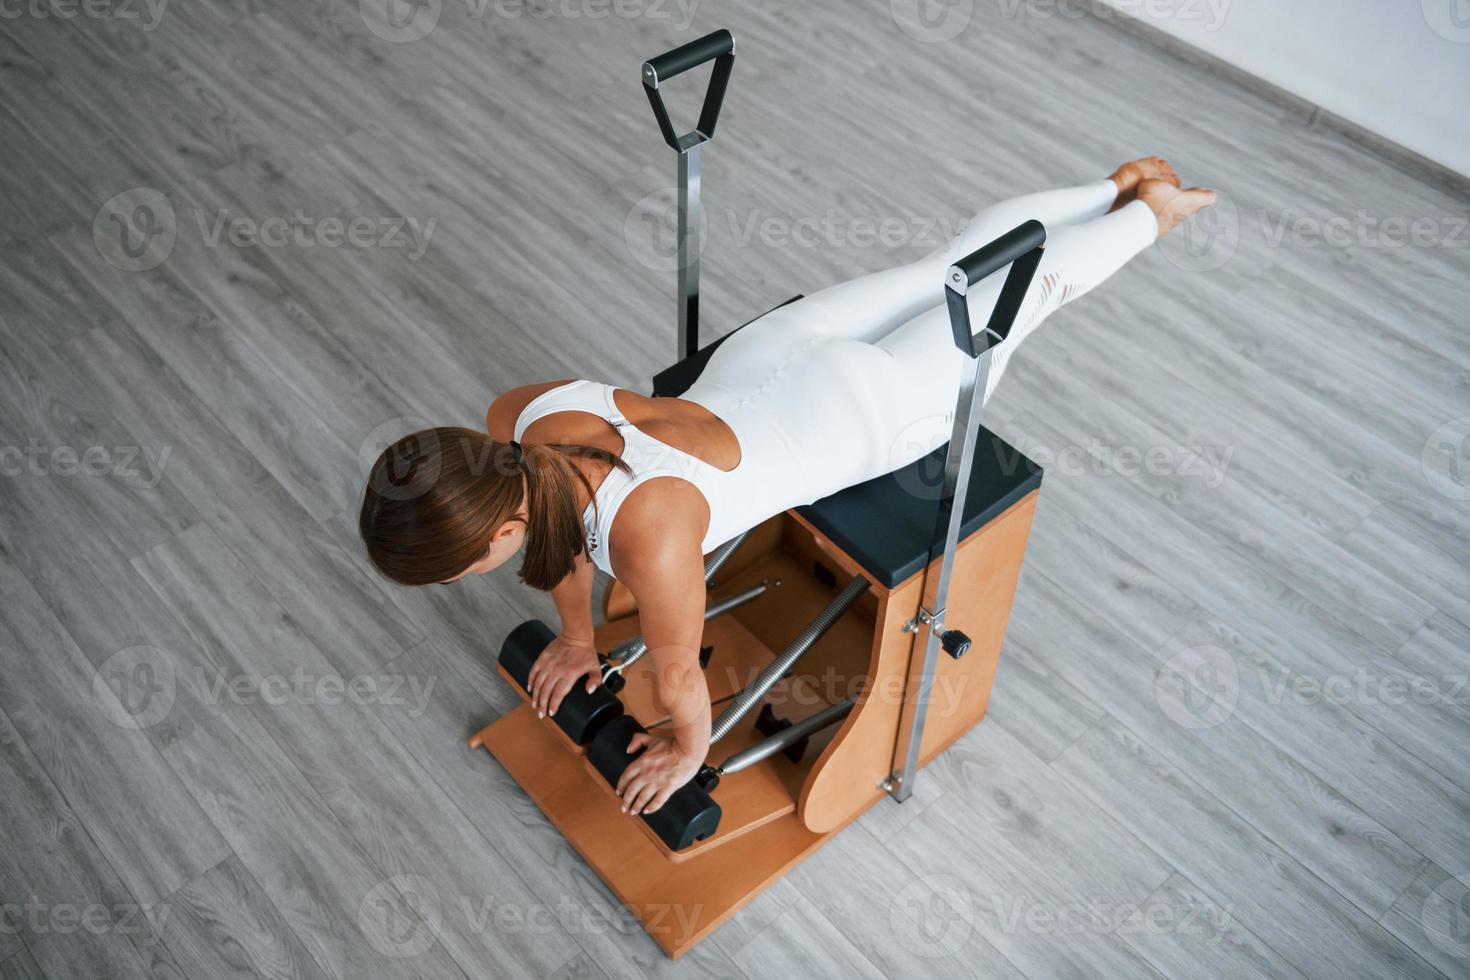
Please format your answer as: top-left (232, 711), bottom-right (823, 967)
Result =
top-left (1094, 0), bottom-right (1470, 177)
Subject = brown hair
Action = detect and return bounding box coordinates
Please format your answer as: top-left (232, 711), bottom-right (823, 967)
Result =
top-left (358, 426), bottom-right (629, 590)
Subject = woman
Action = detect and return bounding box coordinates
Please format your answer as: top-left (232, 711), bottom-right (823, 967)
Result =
top-left (360, 159), bottom-right (1214, 817)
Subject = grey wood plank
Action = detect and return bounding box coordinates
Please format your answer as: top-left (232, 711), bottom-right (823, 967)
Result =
top-left (1163, 614), bottom-right (1470, 881)
top-left (149, 671), bottom-right (471, 980)
top-left (0, 946), bottom-right (47, 980)
top-left (899, 719), bottom-right (1175, 910)
top-left (1009, 483), bottom-right (1204, 653)
top-left (1053, 723), bottom-right (1443, 979)
top-left (728, 897), bottom-right (885, 980)
top-left (1008, 296), bottom-right (1382, 543)
top-left (1006, 414), bottom-right (1465, 902)
top-left (1121, 873), bottom-right (1308, 980)
top-left (1003, 368), bottom-right (1436, 680)
top-left (0, 236), bottom-right (117, 348)
top-left (48, 224), bottom-right (361, 521)
top-left (783, 820), bottom-right (1027, 980)
top-left (0, 314), bottom-right (197, 561)
top-left (881, 801), bottom-right (1167, 979)
top-left (703, 877), bottom-right (804, 963)
top-left (545, 950), bottom-right (615, 980)
top-left (1028, 281), bottom-right (1470, 546)
top-left (1379, 864), bottom-right (1470, 979)
top-left (353, 636), bottom-right (752, 980)
top-left (0, 706), bottom-right (186, 980)
top-left (983, 623), bottom-right (1107, 763)
top-left (0, 556), bottom-right (230, 908)
top-left (134, 522), bottom-right (581, 979)
top-left (0, 930), bottom-right (22, 970)
top-left (1338, 504), bottom-right (1470, 632)
top-left (60, 318), bottom-right (425, 677)
top-left (152, 855), bottom-right (333, 980)
top-left (1007, 568), bottom-right (1426, 920)
top-left (1397, 614), bottom-right (1470, 680)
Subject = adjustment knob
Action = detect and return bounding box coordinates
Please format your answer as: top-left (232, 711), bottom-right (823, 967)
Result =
top-left (940, 629), bottom-right (971, 659)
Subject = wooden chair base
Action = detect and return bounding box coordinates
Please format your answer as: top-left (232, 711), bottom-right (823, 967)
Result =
top-left (469, 491), bottom-right (1039, 957)
top-left (473, 702), bottom-right (878, 957)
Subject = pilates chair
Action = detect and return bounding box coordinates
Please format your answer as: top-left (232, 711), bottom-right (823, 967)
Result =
top-left (470, 30), bottom-right (1046, 959)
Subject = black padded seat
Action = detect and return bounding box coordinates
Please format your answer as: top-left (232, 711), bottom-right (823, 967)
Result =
top-left (650, 301), bottom-right (1044, 589)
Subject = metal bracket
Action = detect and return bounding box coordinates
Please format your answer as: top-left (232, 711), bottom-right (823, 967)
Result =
top-left (902, 605), bottom-right (946, 635)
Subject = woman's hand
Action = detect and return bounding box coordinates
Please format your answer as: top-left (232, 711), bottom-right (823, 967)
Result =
top-left (526, 634), bottom-right (601, 719)
top-left (616, 731), bottom-right (703, 815)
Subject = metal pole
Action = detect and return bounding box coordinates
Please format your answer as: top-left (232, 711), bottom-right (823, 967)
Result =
top-left (604, 530), bottom-right (754, 670)
top-left (884, 220), bottom-right (1045, 805)
top-left (604, 580), bottom-right (771, 677)
top-left (710, 575), bottom-right (869, 743)
top-left (714, 697), bottom-right (856, 776)
top-left (886, 353), bottom-right (991, 802)
top-left (676, 143), bottom-right (701, 361)
top-left (702, 529), bottom-right (748, 585)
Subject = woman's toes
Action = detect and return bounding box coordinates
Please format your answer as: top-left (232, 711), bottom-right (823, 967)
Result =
top-left (1136, 180), bottom-right (1217, 238)
top-left (1138, 155), bottom-right (1181, 187)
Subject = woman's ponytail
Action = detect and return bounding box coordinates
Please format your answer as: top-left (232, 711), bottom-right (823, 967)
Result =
top-left (516, 442), bottom-right (623, 589)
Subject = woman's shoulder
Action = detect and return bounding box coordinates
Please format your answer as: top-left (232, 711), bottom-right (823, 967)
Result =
top-left (485, 379), bottom-right (578, 439)
top-left (606, 477), bottom-right (709, 584)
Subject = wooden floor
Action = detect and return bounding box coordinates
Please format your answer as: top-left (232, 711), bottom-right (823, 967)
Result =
top-left (2, 2), bottom-right (1467, 977)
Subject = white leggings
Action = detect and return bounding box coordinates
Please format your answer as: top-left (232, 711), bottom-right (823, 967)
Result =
top-left (679, 181), bottom-right (1159, 531)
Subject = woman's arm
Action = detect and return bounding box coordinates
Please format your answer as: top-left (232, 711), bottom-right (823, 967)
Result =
top-left (607, 484), bottom-right (712, 815)
top-left (527, 551), bottom-right (602, 718)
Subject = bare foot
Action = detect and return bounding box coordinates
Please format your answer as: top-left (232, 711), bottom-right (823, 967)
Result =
top-left (1135, 178), bottom-right (1217, 239)
top-left (1108, 156), bottom-right (1181, 211)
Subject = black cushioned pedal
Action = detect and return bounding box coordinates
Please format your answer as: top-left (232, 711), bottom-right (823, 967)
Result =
top-left (499, 620), bottom-right (624, 745)
top-left (652, 307), bottom-right (1044, 588)
top-left (586, 715), bottom-right (723, 851)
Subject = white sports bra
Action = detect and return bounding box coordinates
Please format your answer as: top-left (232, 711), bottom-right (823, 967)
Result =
top-left (512, 380), bottom-right (745, 575)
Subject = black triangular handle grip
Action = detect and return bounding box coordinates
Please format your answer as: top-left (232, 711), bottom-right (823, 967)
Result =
top-left (944, 220), bottom-right (1047, 357)
top-left (641, 29), bottom-right (736, 151)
